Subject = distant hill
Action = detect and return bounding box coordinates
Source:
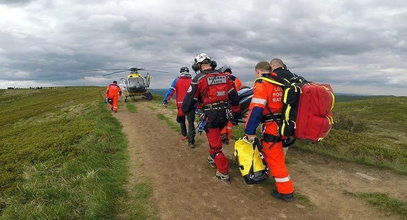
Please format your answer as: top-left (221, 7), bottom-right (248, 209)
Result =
top-left (334, 93), bottom-right (394, 102)
top-left (151, 89), bottom-right (396, 103)
top-left (150, 89), bottom-right (167, 97)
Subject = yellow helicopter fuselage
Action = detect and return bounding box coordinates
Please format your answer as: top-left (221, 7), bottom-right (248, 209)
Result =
top-left (127, 73), bottom-right (142, 78)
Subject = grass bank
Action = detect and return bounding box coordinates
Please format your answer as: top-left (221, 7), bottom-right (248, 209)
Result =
top-left (0, 87), bottom-right (128, 219)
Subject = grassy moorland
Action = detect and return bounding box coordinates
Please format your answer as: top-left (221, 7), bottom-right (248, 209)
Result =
top-left (294, 96), bottom-right (407, 174)
top-left (0, 87), bottom-right (128, 219)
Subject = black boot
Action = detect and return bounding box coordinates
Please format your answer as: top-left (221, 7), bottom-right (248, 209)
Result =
top-left (272, 190), bottom-right (294, 202)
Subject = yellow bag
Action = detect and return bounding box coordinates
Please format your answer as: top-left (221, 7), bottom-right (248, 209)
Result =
top-left (234, 137), bottom-right (268, 184)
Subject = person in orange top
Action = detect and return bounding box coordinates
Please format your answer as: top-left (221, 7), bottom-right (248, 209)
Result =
top-left (105, 81), bottom-right (122, 112)
top-left (220, 65), bottom-right (243, 144)
top-left (244, 61), bottom-right (294, 202)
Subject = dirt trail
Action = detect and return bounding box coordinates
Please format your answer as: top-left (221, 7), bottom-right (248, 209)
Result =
top-left (114, 101), bottom-right (406, 220)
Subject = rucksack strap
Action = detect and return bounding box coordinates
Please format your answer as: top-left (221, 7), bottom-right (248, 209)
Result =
top-left (256, 77), bottom-right (284, 86)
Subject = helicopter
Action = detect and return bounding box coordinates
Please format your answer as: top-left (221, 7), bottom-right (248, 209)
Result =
top-left (102, 67), bottom-right (169, 102)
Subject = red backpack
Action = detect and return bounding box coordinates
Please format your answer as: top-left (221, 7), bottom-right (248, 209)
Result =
top-left (259, 77), bottom-right (335, 143)
top-left (295, 83), bottom-right (334, 142)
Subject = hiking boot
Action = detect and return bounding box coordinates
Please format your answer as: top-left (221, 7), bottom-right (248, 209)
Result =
top-left (188, 143), bottom-right (195, 148)
top-left (271, 190), bottom-right (294, 202)
top-left (207, 155), bottom-right (216, 168)
top-left (216, 171), bottom-right (230, 183)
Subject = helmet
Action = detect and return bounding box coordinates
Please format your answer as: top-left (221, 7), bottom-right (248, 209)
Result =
top-left (180, 67), bottom-right (189, 73)
top-left (220, 65), bottom-right (232, 73)
top-left (192, 53), bottom-right (217, 72)
top-left (194, 53), bottom-right (211, 64)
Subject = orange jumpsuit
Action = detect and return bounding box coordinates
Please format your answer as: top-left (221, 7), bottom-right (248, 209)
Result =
top-left (105, 83), bottom-right (122, 112)
top-left (244, 77), bottom-right (294, 194)
top-left (221, 74), bottom-right (243, 140)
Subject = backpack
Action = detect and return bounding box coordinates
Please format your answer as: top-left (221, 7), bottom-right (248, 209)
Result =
top-left (234, 137), bottom-right (268, 184)
top-left (295, 83), bottom-right (334, 142)
top-left (258, 75), bottom-right (335, 143)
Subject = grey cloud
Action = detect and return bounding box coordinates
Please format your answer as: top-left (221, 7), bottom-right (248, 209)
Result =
top-left (0, 0), bottom-right (34, 5)
top-left (0, 0), bottom-right (406, 95)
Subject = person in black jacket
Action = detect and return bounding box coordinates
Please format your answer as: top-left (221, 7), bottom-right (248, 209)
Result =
top-left (270, 58), bottom-right (295, 82)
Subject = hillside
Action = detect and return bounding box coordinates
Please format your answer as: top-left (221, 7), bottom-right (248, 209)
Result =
top-left (1, 88), bottom-right (406, 219)
top-left (0, 87), bottom-right (128, 219)
top-left (295, 96), bottom-right (407, 174)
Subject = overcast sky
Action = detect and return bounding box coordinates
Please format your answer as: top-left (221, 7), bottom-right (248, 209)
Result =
top-left (0, 0), bottom-right (406, 95)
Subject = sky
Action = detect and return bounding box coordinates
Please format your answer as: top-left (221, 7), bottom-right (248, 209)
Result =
top-left (0, 0), bottom-right (406, 96)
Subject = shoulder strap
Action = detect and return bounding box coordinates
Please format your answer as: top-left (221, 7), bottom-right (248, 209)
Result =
top-left (256, 77), bottom-right (284, 86)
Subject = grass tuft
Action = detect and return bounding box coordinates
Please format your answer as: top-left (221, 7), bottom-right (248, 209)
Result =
top-left (156, 113), bottom-right (180, 133)
top-left (126, 102), bottom-right (138, 113)
top-left (344, 191), bottom-right (407, 218)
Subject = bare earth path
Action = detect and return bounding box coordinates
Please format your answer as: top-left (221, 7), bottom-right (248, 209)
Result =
top-left (114, 101), bottom-right (406, 220)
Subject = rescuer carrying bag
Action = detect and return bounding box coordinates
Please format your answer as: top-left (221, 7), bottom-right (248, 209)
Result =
top-left (234, 137), bottom-right (268, 184)
top-left (258, 76), bottom-right (335, 143)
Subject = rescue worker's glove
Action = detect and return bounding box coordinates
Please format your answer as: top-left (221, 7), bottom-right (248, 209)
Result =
top-left (245, 134), bottom-right (257, 143)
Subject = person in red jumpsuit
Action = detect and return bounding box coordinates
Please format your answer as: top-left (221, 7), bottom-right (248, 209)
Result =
top-left (245, 61), bottom-right (294, 201)
top-left (105, 81), bottom-right (122, 112)
top-left (182, 53), bottom-right (240, 183)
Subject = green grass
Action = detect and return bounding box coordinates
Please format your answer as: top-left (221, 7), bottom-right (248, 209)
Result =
top-left (156, 113), bottom-right (180, 133)
top-left (128, 183), bottom-right (157, 219)
top-left (344, 191), bottom-right (407, 218)
top-left (126, 101), bottom-right (138, 113)
top-left (0, 87), bottom-right (128, 219)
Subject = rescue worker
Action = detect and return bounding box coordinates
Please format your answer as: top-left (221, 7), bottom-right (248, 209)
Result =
top-left (270, 58), bottom-right (295, 82)
top-left (182, 53), bottom-right (240, 183)
top-left (105, 80), bottom-right (122, 112)
top-left (270, 58), bottom-right (297, 150)
top-left (244, 61), bottom-right (294, 201)
top-left (162, 67), bottom-right (196, 147)
top-left (219, 65), bottom-right (243, 144)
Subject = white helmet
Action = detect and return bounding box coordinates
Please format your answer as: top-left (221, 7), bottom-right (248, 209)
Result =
top-left (194, 53), bottom-right (211, 64)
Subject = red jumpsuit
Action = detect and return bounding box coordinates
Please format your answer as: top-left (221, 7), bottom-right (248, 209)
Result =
top-left (244, 77), bottom-right (294, 194)
top-left (182, 69), bottom-right (240, 174)
top-left (221, 73), bottom-right (243, 140)
top-left (105, 83), bottom-right (122, 112)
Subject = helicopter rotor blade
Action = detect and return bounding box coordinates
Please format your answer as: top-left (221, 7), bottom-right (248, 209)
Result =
top-left (92, 68), bottom-right (129, 71)
top-left (103, 70), bottom-right (128, 76)
top-left (142, 68), bottom-right (171, 73)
